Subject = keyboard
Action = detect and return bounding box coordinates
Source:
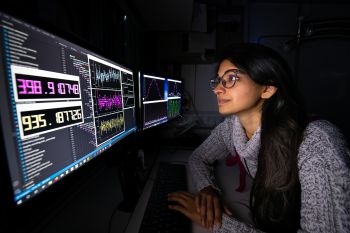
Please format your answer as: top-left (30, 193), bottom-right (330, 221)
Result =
top-left (138, 162), bottom-right (191, 233)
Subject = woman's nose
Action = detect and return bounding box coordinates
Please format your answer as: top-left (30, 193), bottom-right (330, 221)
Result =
top-left (212, 83), bottom-right (224, 95)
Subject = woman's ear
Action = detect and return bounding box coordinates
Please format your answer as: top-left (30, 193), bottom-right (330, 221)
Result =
top-left (261, 85), bottom-right (278, 99)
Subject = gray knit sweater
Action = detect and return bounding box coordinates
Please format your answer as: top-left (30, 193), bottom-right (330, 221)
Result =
top-left (189, 115), bottom-right (350, 232)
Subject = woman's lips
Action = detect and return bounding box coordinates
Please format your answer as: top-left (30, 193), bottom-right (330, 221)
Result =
top-left (217, 99), bottom-right (230, 105)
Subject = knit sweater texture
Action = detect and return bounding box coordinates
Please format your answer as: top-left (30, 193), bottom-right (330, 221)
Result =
top-left (189, 115), bottom-right (350, 232)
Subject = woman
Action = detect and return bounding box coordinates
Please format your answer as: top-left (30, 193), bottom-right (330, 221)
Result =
top-left (168, 43), bottom-right (350, 232)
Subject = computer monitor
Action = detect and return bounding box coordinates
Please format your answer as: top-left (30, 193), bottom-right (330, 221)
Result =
top-left (0, 11), bottom-right (137, 205)
top-left (167, 78), bottom-right (182, 120)
top-left (141, 74), bottom-right (168, 129)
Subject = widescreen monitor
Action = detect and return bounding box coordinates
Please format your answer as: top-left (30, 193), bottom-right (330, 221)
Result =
top-left (0, 11), bottom-right (137, 205)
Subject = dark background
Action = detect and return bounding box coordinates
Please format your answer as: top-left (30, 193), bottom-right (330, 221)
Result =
top-left (1, 0), bottom-right (350, 232)
top-left (3, 0), bottom-right (348, 139)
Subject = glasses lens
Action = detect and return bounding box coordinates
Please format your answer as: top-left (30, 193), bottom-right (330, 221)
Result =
top-left (222, 71), bottom-right (238, 88)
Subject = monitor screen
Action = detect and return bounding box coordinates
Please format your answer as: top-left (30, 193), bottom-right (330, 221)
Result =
top-left (141, 74), bottom-right (168, 129)
top-left (167, 78), bottom-right (182, 120)
top-left (0, 12), bottom-right (137, 205)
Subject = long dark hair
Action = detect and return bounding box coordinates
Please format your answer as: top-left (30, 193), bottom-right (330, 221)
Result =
top-left (218, 43), bottom-right (308, 232)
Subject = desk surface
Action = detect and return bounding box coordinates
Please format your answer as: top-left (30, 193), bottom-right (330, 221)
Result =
top-left (124, 148), bottom-right (252, 233)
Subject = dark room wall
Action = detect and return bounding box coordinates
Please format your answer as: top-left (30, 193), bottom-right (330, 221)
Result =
top-left (247, 1), bottom-right (350, 141)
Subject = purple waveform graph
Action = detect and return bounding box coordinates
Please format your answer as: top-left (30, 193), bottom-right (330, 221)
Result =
top-left (98, 94), bottom-right (122, 111)
top-left (93, 89), bottom-right (123, 117)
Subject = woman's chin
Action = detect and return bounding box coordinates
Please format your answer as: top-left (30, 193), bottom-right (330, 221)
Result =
top-left (218, 107), bottom-right (234, 116)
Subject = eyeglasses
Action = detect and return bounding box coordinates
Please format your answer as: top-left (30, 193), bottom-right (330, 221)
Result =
top-left (209, 69), bottom-right (244, 89)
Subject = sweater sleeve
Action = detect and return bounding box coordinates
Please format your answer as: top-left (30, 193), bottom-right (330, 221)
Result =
top-left (213, 215), bottom-right (264, 233)
top-left (296, 121), bottom-right (350, 232)
top-left (188, 119), bottom-right (232, 192)
top-left (296, 152), bottom-right (350, 232)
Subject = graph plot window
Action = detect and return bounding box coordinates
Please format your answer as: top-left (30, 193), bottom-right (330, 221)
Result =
top-left (122, 71), bottom-right (135, 109)
top-left (167, 79), bottom-right (182, 119)
top-left (142, 75), bottom-right (167, 129)
top-left (88, 55), bottom-right (127, 146)
top-left (0, 11), bottom-right (136, 205)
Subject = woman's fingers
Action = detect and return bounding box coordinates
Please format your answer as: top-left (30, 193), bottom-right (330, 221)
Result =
top-left (195, 195), bottom-right (201, 213)
top-left (168, 204), bottom-right (191, 218)
top-left (168, 191), bottom-right (203, 227)
top-left (168, 191), bottom-right (228, 230)
top-left (168, 193), bottom-right (191, 207)
top-left (206, 195), bottom-right (214, 229)
top-left (168, 191), bottom-right (193, 199)
top-left (213, 198), bottom-right (222, 226)
top-left (168, 191), bottom-right (227, 229)
top-left (200, 195), bottom-right (207, 225)
top-left (176, 191), bottom-right (194, 198)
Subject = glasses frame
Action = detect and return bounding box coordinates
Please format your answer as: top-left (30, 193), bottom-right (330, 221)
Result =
top-left (209, 68), bottom-right (243, 89)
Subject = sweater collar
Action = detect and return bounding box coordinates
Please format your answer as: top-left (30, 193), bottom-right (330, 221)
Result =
top-left (232, 116), bottom-right (261, 161)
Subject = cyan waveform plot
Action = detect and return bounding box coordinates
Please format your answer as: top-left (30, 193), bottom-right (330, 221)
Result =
top-left (121, 72), bottom-right (134, 108)
top-left (89, 59), bottom-right (121, 89)
top-left (95, 112), bottom-right (124, 145)
top-left (168, 81), bottom-right (181, 98)
top-left (93, 89), bottom-right (123, 117)
top-left (144, 77), bottom-right (164, 101)
top-left (168, 99), bottom-right (181, 119)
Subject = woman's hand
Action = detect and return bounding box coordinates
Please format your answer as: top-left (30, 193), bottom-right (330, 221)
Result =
top-left (167, 191), bottom-right (205, 228)
top-left (168, 189), bottom-right (232, 230)
top-left (195, 186), bottom-right (232, 229)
